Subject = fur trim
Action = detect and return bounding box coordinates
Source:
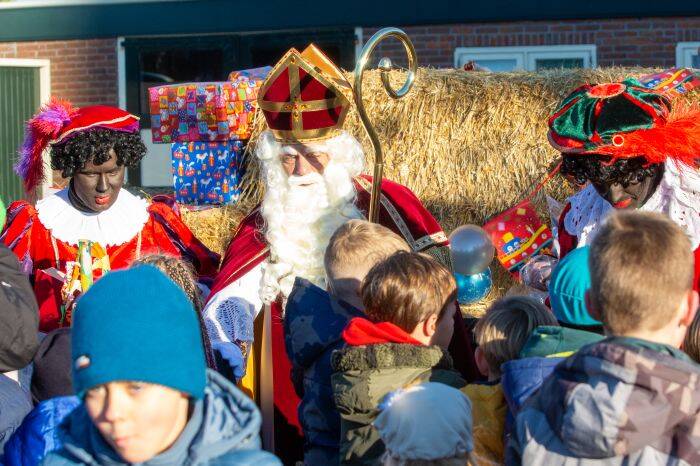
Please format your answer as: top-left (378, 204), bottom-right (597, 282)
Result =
top-left (596, 101), bottom-right (700, 168)
top-left (16, 98), bottom-right (76, 193)
top-left (331, 343), bottom-right (454, 373)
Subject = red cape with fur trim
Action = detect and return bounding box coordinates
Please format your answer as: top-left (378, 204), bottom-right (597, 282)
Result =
top-left (1, 199), bottom-right (219, 331)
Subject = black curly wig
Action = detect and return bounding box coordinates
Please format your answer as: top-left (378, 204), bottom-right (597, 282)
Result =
top-left (561, 154), bottom-right (664, 187)
top-left (51, 128), bottom-right (147, 178)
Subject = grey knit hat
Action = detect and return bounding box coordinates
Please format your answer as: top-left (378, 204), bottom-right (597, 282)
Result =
top-left (374, 382), bottom-right (473, 461)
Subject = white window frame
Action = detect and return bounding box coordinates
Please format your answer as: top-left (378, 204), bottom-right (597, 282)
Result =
top-left (676, 42), bottom-right (700, 68)
top-left (0, 58), bottom-right (52, 198)
top-left (454, 45), bottom-right (597, 71)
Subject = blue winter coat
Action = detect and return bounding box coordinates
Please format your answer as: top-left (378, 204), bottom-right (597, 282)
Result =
top-left (0, 374), bottom-right (33, 463)
top-left (40, 370), bottom-right (280, 465)
top-left (500, 326), bottom-right (603, 433)
top-left (284, 278), bottom-right (363, 466)
top-left (501, 357), bottom-right (562, 426)
top-left (4, 396), bottom-right (80, 466)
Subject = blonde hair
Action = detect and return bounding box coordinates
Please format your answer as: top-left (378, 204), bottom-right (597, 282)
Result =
top-left (475, 296), bottom-right (557, 377)
top-left (361, 251), bottom-right (457, 332)
top-left (324, 220), bottom-right (410, 300)
top-left (589, 211), bottom-right (694, 334)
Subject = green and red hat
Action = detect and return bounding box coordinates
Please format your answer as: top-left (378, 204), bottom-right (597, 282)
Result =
top-left (548, 78), bottom-right (700, 168)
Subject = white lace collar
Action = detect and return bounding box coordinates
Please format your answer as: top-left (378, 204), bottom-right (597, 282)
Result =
top-left (564, 160), bottom-right (700, 249)
top-left (36, 188), bottom-right (150, 247)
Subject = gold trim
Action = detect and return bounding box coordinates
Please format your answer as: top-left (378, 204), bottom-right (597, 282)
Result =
top-left (355, 176), bottom-right (447, 252)
top-left (354, 177), bottom-right (416, 250)
top-left (414, 231), bottom-right (448, 251)
top-left (258, 96), bottom-right (346, 112)
top-left (258, 44), bottom-right (352, 143)
top-left (270, 127), bottom-right (343, 144)
top-left (51, 114), bottom-right (140, 144)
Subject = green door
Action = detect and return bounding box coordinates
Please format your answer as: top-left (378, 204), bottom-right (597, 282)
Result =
top-left (0, 66), bottom-right (40, 202)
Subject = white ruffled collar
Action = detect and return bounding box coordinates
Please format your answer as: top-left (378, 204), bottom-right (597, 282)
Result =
top-left (36, 188), bottom-right (150, 247)
top-left (564, 160), bottom-right (700, 249)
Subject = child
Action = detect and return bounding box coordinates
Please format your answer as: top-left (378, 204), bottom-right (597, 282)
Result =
top-left (499, 247), bottom-right (605, 428)
top-left (547, 246), bottom-right (603, 333)
top-left (285, 219), bottom-right (410, 466)
top-left (5, 256), bottom-right (226, 466)
top-left (41, 265), bottom-right (280, 465)
top-left (331, 251), bottom-right (465, 465)
top-left (465, 296), bottom-right (557, 465)
top-left (132, 254), bottom-right (218, 370)
top-left (508, 211), bottom-right (700, 465)
top-left (374, 383), bottom-right (475, 466)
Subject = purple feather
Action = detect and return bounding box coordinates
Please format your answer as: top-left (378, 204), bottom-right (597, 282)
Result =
top-left (14, 98), bottom-right (75, 191)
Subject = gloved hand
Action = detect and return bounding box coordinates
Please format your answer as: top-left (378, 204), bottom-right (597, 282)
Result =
top-left (212, 341), bottom-right (245, 381)
top-left (520, 255), bottom-right (558, 291)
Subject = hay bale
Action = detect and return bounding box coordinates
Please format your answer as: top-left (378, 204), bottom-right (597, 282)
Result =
top-left (198, 67), bottom-right (700, 313)
top-left (180, 205), bottom-right (248, 256)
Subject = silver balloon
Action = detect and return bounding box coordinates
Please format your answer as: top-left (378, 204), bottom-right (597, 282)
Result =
top-left (449, 224), bottom-right (495, 275)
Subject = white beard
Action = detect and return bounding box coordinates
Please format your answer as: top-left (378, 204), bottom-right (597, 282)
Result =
top-left (256, 132), bottom-right (365, 306)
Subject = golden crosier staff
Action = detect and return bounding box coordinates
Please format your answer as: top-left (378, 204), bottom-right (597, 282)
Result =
top-left (353, 27), bottom-right (417, 223)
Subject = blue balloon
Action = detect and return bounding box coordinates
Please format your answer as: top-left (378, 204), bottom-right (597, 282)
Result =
top-left (455, 268), bottom-right (492, 305)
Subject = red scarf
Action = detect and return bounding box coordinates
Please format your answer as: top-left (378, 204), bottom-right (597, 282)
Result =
top-left (342, 317), bottom-right (423, 346)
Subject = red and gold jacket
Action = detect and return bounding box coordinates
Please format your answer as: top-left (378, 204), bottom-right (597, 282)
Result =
top-left (2, 195), bottom-right (219, 331)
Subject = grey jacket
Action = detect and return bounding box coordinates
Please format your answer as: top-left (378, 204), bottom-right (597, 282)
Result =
top-left (507, 340), bottom-right (700, 465)
top-left (41, 370), bottom-right (280, 466)
top-left (0, 374), bottom-right (33, 463)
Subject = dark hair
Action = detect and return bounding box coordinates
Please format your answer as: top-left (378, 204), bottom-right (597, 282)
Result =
top-left (51, 128), bottom-right (146, 178)
top-left (561, 153), bottom-right (663, 187)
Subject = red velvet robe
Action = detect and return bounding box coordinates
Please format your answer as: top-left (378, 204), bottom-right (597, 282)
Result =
top-left (2, 199), bottom-right (220, 331)
top-left (558, 203), bottom-right (700, 291)
top-left (207, 175), bottom-right (479, 463)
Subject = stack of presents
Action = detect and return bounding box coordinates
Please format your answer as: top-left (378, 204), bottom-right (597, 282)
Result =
top-left (148, 67), bottom-right (271, 205)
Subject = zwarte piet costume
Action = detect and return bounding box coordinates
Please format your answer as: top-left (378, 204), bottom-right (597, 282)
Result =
top-left (549, 79), bottom-right (700, 290)
top-left (2, 100), bottom-right (219, 331)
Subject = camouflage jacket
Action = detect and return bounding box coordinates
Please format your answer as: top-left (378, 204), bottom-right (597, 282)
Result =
top-left (507, 339), bottom-right (700, 465)
top-left (284, 278), bottom-right (364, 466)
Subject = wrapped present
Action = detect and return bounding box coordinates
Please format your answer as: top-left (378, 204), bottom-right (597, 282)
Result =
top-left (149, 67), bottom-right (270, 143)
top-left (171, 141), bottom-right (245, 205)
top-left (639, 68), bottom-right (700, 97)
top-left (228, 66), bottom-right (271, 83)
top-left (482, 199), bottom-right (554, 279)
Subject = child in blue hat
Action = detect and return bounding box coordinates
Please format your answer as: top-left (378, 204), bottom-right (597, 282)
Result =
top-left (41, 265), bottom-right (280, 466)
top-left (548, 246), bottom-right (603, 332)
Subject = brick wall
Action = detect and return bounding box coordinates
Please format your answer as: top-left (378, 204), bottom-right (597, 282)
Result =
top-left (0, 38), bottom-right (118, 107)
top-left (366, 16), bottom-right (700, 68)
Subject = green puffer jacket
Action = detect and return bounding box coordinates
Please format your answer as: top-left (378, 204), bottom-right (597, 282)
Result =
top-left (331, 342), bottom-right (466, 465)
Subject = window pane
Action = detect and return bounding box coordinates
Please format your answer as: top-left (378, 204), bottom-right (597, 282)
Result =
top-left (535, 58), bottom-right (585, 70)
top-left (692, 54), bottom-right (700, 68)
top-left (139, 49), bottom-right (225, 128)
top-left (473, 59), bottom-right (519, 72)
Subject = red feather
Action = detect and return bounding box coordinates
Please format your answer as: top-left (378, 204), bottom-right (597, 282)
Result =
top-left (597, 101), bottom-right (700, 169)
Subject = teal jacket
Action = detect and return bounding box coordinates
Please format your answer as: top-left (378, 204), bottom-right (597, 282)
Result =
top-left (41, 370), bottom-right (280, 466)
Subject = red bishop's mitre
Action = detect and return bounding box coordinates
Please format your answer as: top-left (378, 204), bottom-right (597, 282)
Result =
top-left (258, 44), bottom-right (352, 143)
